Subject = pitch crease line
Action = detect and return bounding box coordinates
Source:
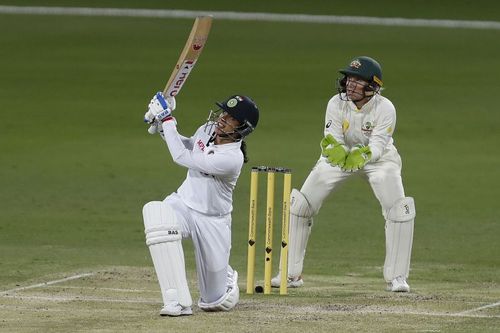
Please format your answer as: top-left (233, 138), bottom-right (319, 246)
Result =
top-left (2, 294), bottom-right (158, 304)
top-left (0, 272), bottom-right (95, 296)
top-left (455, 300), bottom-right (500, 315)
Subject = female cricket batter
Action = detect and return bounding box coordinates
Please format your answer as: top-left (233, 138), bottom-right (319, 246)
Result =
top-left (142, 93), bottom-right (259, 316)
top-left (272, 56), bottom-right (416, 292)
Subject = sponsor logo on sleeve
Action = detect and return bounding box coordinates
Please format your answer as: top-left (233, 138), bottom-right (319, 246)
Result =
top-left (197, 139), bottom-right (206, 152)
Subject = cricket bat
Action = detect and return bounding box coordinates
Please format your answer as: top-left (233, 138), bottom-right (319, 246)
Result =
top-left (147, 16), bottom-right (212, 134)
top-left (163, 16), bottom-right (213, 97)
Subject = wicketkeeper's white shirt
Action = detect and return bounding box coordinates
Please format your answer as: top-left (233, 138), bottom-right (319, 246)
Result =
top-left (161, 121), bottom-right (243, 216)
top-left (325, 93), bottom-right (397, 162)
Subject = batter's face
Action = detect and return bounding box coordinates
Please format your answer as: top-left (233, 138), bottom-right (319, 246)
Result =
top-left (215, 112), bottom-right (241, 139)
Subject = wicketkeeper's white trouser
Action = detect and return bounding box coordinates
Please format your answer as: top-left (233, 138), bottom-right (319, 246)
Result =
top-left (289, 148), bottom-right (414, 281)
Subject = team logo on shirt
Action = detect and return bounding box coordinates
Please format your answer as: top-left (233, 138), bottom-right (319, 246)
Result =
top-left (361, 121), bottom-right (374, 136)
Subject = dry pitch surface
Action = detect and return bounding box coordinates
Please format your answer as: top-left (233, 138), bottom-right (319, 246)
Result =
top-left (1, 266), bottom-right (499, 332)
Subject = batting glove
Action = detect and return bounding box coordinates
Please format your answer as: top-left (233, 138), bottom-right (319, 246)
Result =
top-left (342, 145), bottom-right (372, 172)
top-left (144, 93), bottom-right (177, 135)
top-left (144, 92), bottom-right (176, 123)
top-left (321, 134), bottom-right (348, 167)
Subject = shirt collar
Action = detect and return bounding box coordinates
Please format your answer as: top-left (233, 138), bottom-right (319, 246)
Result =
top-left (213, 140), bottom-right (242, 150)
top-left (348, 94), bottom-right (377, 112)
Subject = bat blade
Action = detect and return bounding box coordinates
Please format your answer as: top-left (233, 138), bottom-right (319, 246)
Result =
top-left (163, 16), bottom-right (213, 97)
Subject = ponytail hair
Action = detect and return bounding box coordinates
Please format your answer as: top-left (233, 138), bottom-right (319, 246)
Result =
top-left (240, 140), bottom-right (249, 163)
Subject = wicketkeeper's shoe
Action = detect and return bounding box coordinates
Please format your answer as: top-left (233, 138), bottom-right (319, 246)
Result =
top-left (160, 303), bottom-right (193, 317)
top-left (270, 273), bottom-right (304, 288)
top-left (387, 276), bottom-right (410, 292)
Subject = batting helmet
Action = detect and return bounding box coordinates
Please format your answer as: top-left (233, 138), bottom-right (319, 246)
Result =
top-left (216, 95), bottom-right (259, 138)
top-left (339, 56), bottom-right (383, 86)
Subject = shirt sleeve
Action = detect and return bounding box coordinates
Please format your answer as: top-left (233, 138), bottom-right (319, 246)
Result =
top-left (161, 121), bottom-right (241, 176)
top-left (179, 134), bottom-right (194, 149)
top-left (159, 129), bottom-right (193, 149)
top-left (368, 101), bottom-right (396, 161)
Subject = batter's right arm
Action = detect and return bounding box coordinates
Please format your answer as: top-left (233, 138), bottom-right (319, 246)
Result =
top-left (179, 135), bottom-right (194, 149)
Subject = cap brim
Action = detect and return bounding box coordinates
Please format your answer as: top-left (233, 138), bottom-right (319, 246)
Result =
top-left (339, 69), bottom-right (361, 77)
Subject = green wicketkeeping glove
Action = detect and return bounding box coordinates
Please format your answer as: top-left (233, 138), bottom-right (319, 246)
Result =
top-left (342, 145), bottom-right (372, 172)
top-left (320, 134), bottom-right (348, 167)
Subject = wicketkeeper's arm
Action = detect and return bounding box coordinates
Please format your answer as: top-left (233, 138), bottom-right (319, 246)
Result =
top-left (367, 110), bottom-right (396, 162)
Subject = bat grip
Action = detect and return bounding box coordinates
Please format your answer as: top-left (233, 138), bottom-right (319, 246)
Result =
top-left (148, 123), bottom-right (158, 135)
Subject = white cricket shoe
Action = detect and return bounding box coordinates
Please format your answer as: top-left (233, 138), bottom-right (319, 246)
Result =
top-left (160, 303), bottom-right (193, 317)
top-left (387, 276), bottom-right (410, 292)
top-left (270, 273), bottom-right (304, 288)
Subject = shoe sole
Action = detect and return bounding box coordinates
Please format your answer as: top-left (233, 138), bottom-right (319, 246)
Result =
top-left (387, 284), bottom-right (410, 292)
top-left (160, 311), bottom-right (193, 317)
top-left (270, 279), bottom-right (304, 288)
top-left (160, 308), bottom-right (193, 317)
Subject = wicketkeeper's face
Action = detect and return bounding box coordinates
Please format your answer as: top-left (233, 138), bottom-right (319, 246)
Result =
top-left (346, 76), bottom-right (369, 100)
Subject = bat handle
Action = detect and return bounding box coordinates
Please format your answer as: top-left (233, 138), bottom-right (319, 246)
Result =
top-left (148, 123), bottom-right (158, 135)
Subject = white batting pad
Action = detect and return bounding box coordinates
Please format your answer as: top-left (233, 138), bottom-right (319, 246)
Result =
top-left (143, 201), bottom-right (192, 308)
top-left (387, 197), bottom-right (416, 222)
top-left (383, 197), bottom-right (415, 281)
top-left (198, 270), bottom-right (239, 311)
top-left (287, 189), bottom-right (314, 277)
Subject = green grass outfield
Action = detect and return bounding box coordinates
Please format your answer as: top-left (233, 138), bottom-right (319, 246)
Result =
top-left (1, 1), bottom-right (499, 332)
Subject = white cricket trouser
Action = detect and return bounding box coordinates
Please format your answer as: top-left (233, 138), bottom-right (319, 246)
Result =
top-left (294, 148), bottom-right (412, 282)
top-left (164, 193), bottom-right (232, 304)
top-left (302, 149), bottom-right (405, 217)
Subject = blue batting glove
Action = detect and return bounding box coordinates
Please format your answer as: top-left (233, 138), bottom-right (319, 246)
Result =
top-left (144, 92), bottom-right (173, 124)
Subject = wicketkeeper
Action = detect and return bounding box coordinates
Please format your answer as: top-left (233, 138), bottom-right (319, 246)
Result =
top-left (142, 93), bottom-right (259, 316)
top-left (272, 56), bottom-right (416, 292)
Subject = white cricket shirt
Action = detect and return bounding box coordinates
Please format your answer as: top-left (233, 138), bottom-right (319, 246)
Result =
top-left (161, 121), bottom-right (243, 216)
top-left (324, 93), bottom-right (397, 162)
